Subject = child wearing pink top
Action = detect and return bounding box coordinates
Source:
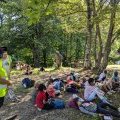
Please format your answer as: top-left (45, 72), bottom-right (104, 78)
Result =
top-left (46, 79), bottom-right (55, 98)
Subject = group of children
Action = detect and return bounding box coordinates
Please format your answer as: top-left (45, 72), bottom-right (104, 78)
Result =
top-left (68, 70), bottom-right (120, 119)
top-left (0, 46), bottom-right (120, 120)
top-left (30, 70), bottom-right (120, 119)
top-left (16, 62), bottom-right (45, 75)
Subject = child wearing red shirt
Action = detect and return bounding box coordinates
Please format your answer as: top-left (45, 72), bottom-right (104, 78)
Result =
top-left (35, 84), bottom-right (53, 111)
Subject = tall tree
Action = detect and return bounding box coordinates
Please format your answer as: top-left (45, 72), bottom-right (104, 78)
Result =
top-left (84, 0), bottom-right (93, 69)
top-left (100, 0), bottom-right (118, 71)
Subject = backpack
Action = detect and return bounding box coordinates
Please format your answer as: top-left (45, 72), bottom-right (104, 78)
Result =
top-left (66, 85), bottom-right (78, 93)
top-left (82, 102), bottom-right (97, 112)
top-left (68, 100), bottom-right (79, 109)
top-left (52, 99), bottom-right (65, 109)
top-left (22, 78), bottom-right (34, 88)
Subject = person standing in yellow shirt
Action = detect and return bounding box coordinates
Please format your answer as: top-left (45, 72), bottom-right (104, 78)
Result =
top-left (0, 48), bottom-right (12, 108)
top-left (1, 47), bottom-right (12, 79)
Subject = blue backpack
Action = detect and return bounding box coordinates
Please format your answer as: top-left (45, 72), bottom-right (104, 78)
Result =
top-left (22, 78), bottom-right (34, 88)
top-left (53, 99), bottom-right (65, 109)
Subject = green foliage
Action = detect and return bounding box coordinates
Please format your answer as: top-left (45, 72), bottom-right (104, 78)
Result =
top-left (0, 0), bottom-right (120, 68)
top-left (16, 48), bottom-right (33, 64)
top-left (21, 0), bottom-right (56, 25)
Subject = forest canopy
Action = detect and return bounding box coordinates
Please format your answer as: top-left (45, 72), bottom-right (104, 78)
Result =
top-left (0, 0), bottom-right (120, 72)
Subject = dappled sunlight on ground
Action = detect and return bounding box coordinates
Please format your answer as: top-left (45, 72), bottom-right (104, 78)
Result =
top-left (0, 67), bottom-right (120, 120)
top-left (107, 65), bottom-right (120, 70)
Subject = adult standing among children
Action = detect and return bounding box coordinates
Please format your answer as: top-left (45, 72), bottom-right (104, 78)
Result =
top-left (1, 47), bottom-right (12, 79)
top-left (0, 48), bottom-right (12, 108)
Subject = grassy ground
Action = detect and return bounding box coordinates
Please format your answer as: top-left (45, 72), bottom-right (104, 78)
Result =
top-left (0, 66), bottom-right (120, 120)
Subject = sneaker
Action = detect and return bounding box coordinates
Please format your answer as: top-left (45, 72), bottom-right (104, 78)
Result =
top-left (118, 107), bottom-right (120, 112)
top-left (37, 108), bottom-right (42, 111)
top-left (107, 91), bottom-right (112, 95)
top-left (110, 90), bottom-right (116, 93)
top-left (104, 115), bottom-right (113, 120)
top-left (58, 95), bottom-right (63, 98)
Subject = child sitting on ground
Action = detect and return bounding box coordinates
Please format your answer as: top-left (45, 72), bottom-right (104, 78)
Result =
top-left (95, 77), bottom-right (113, 93)
top-left (66, 73), bottom-right (81, 87)
top-left (112, 71), bottom-right (119, 82)
top-left (24, 65), bottom-right (32, 75)
top-left (68, 94), bottom-right (120, 118)
top-left (53, 78), bottom-right (64, 94)
top-left (31, 81), bottom-right (41, 104)
top-left (84, 78), bottom-right (109, 103)
top-left (46, 79), bottom-right (56, 98)
top-left (112, 71), bottom-right (120, 91)
top-left (39, 67), bottom-right (45, 72)
top-left (35, 84), bottom-right (54, 111)
top-left (100, 71), bottom-right (120, 93)
top-left (98, 70), bottom-right (107, 82)
top-left (67, 71), bottom-right (80, 82)
top-left (66, 75), bottom-right (80, 93)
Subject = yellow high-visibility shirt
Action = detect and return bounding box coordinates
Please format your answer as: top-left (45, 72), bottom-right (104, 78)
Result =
top-left (0, 59), bottom-right (8, 97)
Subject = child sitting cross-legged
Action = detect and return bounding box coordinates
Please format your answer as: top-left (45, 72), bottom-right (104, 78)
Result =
top-left (84, 78), bottom-right (109, 103)
top-left (112, 71), bottom-right (120, 91)
top-left (98, 70), bottom-right (107, 82)
top-left (46, 78), bottom-right (56, 98)
top-left (65, 74), bottom-right (81, 93)
top-left (31, 81), bottom-right (42, 104)
top-left (53, 78), bottom-right (64, 96)
top-left (35, 84), bottom-right (54, 111)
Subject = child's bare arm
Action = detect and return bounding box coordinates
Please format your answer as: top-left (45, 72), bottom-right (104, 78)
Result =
top-left (0, 78), bottom-right (12, 86)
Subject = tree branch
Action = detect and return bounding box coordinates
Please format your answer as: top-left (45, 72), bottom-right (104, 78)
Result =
top-left (40, 0), bottom-right (52, 19)
top-left (111, 29), bottom-right (120, 43)
top-left (96, 0), bottom-right (108, 13)
top-left (111, 34), bottom-right (120, 44)
top-left (57, 10), bottom-right (87, 17)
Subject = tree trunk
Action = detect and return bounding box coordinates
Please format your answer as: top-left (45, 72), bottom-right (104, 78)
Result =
top-left (32, 42), bottom-right (41, 68)
top-left (32, 22), bottom-right (43, 67)
top-left (43, 49), bottom-right (47, 67)
top-left (92, 0), bottom-right (103, 71)
top-left (93, 28), bottom-right (97, 67)
top-left (75, 38), bottom-right (79, 60)
top-left (99, 0), bottom-right (117, 71)
top-left (84, 0), bottom-right (93, 69)
top-left (94, 23), bottom-right (103, 71)
top-left (0, 14), bottom-right (3, 28)
top-left (69, 33), bottom-right (72, 63)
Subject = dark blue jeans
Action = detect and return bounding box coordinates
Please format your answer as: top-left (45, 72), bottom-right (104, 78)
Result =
top-left (97, 101), bottom-right (120, 117)
top-left (0, 97), bottom-right (4, 108)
